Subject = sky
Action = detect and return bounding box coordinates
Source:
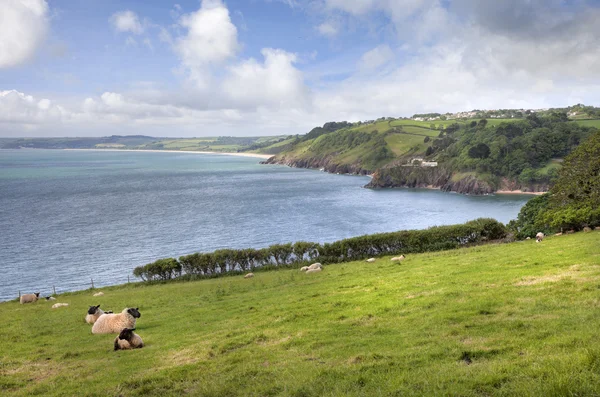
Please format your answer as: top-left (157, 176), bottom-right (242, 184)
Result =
top-left (1, 0), bottom-right (600, 137)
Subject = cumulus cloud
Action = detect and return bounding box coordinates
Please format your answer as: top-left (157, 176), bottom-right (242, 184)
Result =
top-left (0, 90), bottom-right (67, 125)
top-left (110, 10), bottom-right (144, 34)
top-left (175, 0), bottom-right (239, 87)
top-left (0, 0), bottom-right (49, 68)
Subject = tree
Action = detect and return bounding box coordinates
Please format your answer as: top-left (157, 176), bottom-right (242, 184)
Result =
top-left (507, 193), bottom-right (552, 239)
top-left (543, 130), bottom-right (600, 229)
top-left (468, 143), bottom-right (491, 159)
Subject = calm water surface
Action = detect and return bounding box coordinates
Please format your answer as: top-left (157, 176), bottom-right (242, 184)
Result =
top-left (0, 149), bottom-right (530, 301)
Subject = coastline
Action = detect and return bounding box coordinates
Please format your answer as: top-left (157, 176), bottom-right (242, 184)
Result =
top-left (62, 148), bottom-right (273, 159)
top-left (495, 190), bottom-right (546, 196)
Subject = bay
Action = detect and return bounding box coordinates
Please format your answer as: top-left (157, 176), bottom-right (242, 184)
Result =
top-left (0, 149), bottom-right (530, 301)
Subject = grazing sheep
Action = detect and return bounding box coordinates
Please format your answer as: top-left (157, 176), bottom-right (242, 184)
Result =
top-left (92, 308), bottom-right (141, 334)
top-left (45, 296), bottom-right (56, 301)
top-left (536, 232), bottom-right (544, 243)
top-left (114, 328), bottom-right (144, 351)
top-left (306, 268), bottom-right (322, 274)
top-left (391, 255), bottom-right (405, 262)
top-left (20, 292), bottom-right (40, 304)
top-left (308, 263), bottom-right (322, 270)
top-left (300, 266), bottom-right (309, 272)
top-left (244, 273), bottom-right (254, 279)
top-left (555, 232), bottom-right (563, 236)
top-left (366, 258), bottom-right (376, 263)
top-left (52, 303), bottom-right (69, 308)
top-left (85, 304), bottom-right (105, 325)
top-left (93, 292), bottom-right (104, 297)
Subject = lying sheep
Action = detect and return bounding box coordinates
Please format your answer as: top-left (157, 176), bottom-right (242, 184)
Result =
top-left (306, 267), bottom-right (322, 274)
top-left (45, 296), bottom-right (56, 301)
top-left (85, 304), bottom-right (106, 325)
top-left (244, 273), bottom-right (254, 279)
top-left (20, 292), bottom-right (40, 304)
top-left (114, 328), bottom-right (144, 351)
top-left (366, 258), bottom-right (376, 263)
top-left (92, 308), bottom-right (141, 334)
top-left (93, 292), bottom-right (104, 297)
top-left (308, 263), bottom-right (322, 270)
top-left (300, 266), bottom-right (309, 272)
top-left (536, 232), bottom-right (544, 243)
top-left (52, 303), bottom-right (69, 308)
top-left (391, 255), bottom-right (405, 262)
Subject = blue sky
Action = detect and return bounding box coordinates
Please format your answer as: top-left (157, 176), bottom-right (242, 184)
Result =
top-left (1, 0), bottom-right (600, 137)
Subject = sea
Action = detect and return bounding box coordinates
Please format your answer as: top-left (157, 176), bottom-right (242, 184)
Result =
top-left (0, 149), bottom-right (530, 301)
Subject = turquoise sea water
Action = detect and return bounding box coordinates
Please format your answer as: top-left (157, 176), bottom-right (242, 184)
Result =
top-left (0, 149), bottom-right (530, 301)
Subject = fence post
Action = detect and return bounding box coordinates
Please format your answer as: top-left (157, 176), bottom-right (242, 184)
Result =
top-left (91, 278), bottom-right (94, 289)
top-left (19, 290), bottom-right (21, 298)
top-left (127, 275), bottom-right (130, 284)
top-left (53, 286), bottom-right (56, 296)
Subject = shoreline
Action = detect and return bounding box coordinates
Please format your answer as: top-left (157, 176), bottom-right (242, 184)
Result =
top-left (61, 148), bottom-right (273, 159)
top-left (495, 190), bottom-right (546, 196)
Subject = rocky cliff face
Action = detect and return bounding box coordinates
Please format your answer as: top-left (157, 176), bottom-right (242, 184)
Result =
top-left (261, 155), bottom-right (372, 175)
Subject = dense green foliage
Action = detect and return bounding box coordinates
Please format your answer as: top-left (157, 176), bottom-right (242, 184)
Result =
top-left (133, 219), bottom-right (506, 281)
top-left (2, 232), bottom-right (600, 396)
top-left (507, 193), bottom-right (552, 239)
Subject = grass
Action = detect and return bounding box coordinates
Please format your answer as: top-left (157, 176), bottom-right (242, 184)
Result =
top-left (1, 231), bottom-right (600, 396)
top-left (572, 119), bottom-right (600, 129)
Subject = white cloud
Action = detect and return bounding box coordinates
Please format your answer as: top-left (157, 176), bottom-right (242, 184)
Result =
top-left (110, 10), bottom-right (144, 35)
top-left (0, 0), bottom-right (49, 68)
top-left (223, 49), bottom-right (309, 108)
top-left (359, 44), bottom-right (393, 70)
top-left (0, 90), bottom-right (67, 125)
top-left (317, 22), bottom-right (338, 37)
top-left (175, 0), bottom-right (239, 87)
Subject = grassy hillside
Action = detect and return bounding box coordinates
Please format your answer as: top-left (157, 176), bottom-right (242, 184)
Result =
top-left (2, 231), bottom-right (600, 396)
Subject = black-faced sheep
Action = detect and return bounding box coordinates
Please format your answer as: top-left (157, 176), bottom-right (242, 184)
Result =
top-left (45, 296), bottom-right (56, 301)
top-left (92, 308), bottom-right (141, 334)
top-left (114, 328), bottom-right (144, 351)
top-left (20, 292), bottom-right (40, 304)
top-left (85, 304), bottom-right (105, 325)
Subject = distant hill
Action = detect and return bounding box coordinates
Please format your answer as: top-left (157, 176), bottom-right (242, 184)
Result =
top-left (262, 106), bottom-right (600, 194)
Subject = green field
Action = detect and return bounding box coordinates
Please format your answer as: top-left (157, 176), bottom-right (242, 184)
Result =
top-left (2, 232), bottom-right (600, 396)
top-left (572, 119), bottom-right (600, 129)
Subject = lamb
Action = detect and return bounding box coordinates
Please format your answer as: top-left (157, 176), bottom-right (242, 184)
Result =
top-left (306, 267), bottom-right (322, 274)
top-left (307, 263), bottom-right (322, 270)
top-left (300, 266), bottom-right (309, 272)
top-left (244, 273), bottom-right (254, 279)
top-left (92, 308), bottom-right (141, 334)
top-left (45, 296), bottom-right (56, 301)
top-left (93, 292), bottom-right (104, 297)
top-left (52, 303), bottom-right (69, 308)
top-left (20, 292), bottom-right (40, 304)
top-left (85, 304), bottom-right (106, 325)
top-left (536, 232), bottom-right (544, 243)
top-left (114, 328), bottom-right (144, 351)
top-left (391, 255), bottom-right (405, 262)
top-left (366, 258), bottom-right (376, 263)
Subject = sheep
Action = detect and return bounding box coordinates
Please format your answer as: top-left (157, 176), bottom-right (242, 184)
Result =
top-left (306, 268), bottom-right (322, 274)
top-left (536, 232), bottom-right (544, 243)
top-left (555, 232), bottom-right (563, 236)
top-left (114, 328), bottom-right (144, 351)
top-left (307, 263), bottom-right (322, 270)
top-left (45, 296), bottom-right (56, 301)
top-left (105, 310), bottom-right (114, 314)
top-left (244, 273), bottom-right (254, 279)
top-left (93, 292), bottom-right (104, 297)
top-left (391, 255), bottom-right (405, 262)
top-left (85, 304), bottom-right (106, 325)
top-left (366, 258), bottom-right (376, 263)
top-left (52, 303), bottom-right (69, 308)
top-left (92, 308), bottom-right (141, 334)
top-left (300, 266), bottom-right (309, 272)
top-left (20, 292), bottom-right (40, 304)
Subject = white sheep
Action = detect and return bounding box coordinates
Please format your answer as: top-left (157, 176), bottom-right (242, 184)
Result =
top-left (85, 304), bottom-right (106, 325)
top-left (114, 328), bottom-right (144, 351)
top-left (20, 292), bottom-right (40, 304)
top-left (93, 292), bottom-right (104, 297)
top-left (366, 258), bottom-right (376, 263)
top-left (244, 273), bottom-right (254, 279)
top-left (300, 266), bottom-right (309, 272)
top-left (306, 268), bottom-right (322, 274)
top-left (536, 232), bottom-right (544, 243)
top-left (391, 255), bottom-right (405, 262)
top-left (52, 303), bottom-right (69, 308)
top-left (45, 296), bottom-right (56, 301)
top-left (92, 308), bottom-right (141, 334)
top-left (308, 263), bottom-right (322, 270)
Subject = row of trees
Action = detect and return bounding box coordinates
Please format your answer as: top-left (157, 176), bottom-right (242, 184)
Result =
top-left (133, 218), bottom-right (507, 281)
